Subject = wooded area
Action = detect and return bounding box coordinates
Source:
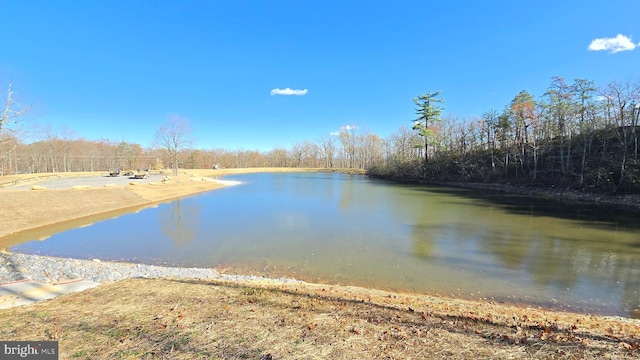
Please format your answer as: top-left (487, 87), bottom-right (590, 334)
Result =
top-left (0, 122), bottom-right (388, 175)
top-left (370, 77), bottom-right (640, 194)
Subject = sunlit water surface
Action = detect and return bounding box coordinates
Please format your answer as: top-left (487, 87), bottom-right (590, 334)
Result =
top-left (7, 172), bottom-right (640, 317)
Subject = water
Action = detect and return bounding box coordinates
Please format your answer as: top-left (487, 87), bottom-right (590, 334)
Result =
top-left (6, 172), bottom-right (640, 317)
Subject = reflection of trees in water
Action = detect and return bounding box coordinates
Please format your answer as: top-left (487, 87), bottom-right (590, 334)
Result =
top-left (338, 176), bottom-right (355, 211)
top-left (476, 225), bottom-right (640, 317)
top-left (477, 229), bottom-right (530, 270)
top-left (381, 183), bottom-right (640, 316)
top-left (409, 225), bottom-right (436, 259)
top-left (522, 237), bottom-right (580, 290)
top-left (158, 199), bottom-right (202, 246)
top-left (422, 186), bottom-right (640, 232)
top-left (478, 230), bottom-right (579, 287)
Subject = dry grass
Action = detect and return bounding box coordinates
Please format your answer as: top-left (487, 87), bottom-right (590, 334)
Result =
top-left (1, 278), bottom-right (638, 359)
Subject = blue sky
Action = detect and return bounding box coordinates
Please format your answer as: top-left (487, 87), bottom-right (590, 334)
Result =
top-left (1, 0), bottom-right (638, 151)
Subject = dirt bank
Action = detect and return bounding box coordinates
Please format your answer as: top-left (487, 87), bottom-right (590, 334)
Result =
top-left (0, 174), bottom-right (225, 241)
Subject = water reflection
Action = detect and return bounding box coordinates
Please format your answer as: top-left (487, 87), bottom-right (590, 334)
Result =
top-left (423, 186), bottom-right (640, 232)
top-left (410, 225), bottom-right (437, 259)
top-left (338, 174), bottom-right (356, 211)
top-left (6, 172), bottom-right (640, 317)
top-left (358, 180), bottom-right (640, 317)
top-left (159, 199), bottom-right (202, 246)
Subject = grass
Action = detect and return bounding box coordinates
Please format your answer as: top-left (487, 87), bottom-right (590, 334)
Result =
top-left (1, 277), bottom-right (639, 359)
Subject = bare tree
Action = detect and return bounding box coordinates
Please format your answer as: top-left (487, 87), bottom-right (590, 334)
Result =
top-left (318, 135), bottom-right (336, 168)
top-left (360, 133), bottom-right (384, 169)
top-left (1, 83), bottom-right (29, 175)
top-left (290, 142), bottom-right (306, 167)
top-left (601, 79), bottom-right (639, 192)
top-left (338, 125), bottom-right (360, 168)
top-left (389, 126), bottom-right (421, 161)
top-left (1, 83), bottom-right (29, 132)
top-left (266, 147), bottom-right (289, 167)
top-left (154, 114), bottom-right (195, 176)
top-left (572, 78), bottom-right (597, 185)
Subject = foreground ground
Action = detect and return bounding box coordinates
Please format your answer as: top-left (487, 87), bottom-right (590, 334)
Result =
top-left (0, 169), bottom-right (639, 358)
top-left (1, 278), bottom-right (639, 359)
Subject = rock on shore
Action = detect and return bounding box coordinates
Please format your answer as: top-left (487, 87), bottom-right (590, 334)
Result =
top-left (0, 252), bottom-right (303, 285)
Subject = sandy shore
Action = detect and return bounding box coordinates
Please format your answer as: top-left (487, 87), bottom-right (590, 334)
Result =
top-left (0, 174), bottom-right (224, 242)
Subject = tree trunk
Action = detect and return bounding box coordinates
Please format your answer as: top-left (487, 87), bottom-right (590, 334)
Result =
top-left (424, 137), bottom-right (428, 163)
top-left (491, 135), bottom-right (496, 176)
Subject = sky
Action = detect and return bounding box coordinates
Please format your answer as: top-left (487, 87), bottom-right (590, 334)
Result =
top-left (1, 0), bottom-right (639, 151)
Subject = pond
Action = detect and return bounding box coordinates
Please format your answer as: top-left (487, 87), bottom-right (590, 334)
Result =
top-left (7, 172), bottom-right (640, 317)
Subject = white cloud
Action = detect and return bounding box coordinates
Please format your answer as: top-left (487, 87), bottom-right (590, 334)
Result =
top-left (588, 34), bottom-right (638, 53)
top-left (270, 87), bottom-right (308, 96)
top-left (330, 125), bottom-right (356, 136)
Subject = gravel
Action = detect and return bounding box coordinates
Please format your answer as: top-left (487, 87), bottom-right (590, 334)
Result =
top-left (4, 174), bottom-right (166, 190)
top-left (0, 252), bottom-right (303, 285)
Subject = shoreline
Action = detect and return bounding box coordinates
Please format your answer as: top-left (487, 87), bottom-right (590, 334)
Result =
top-left (2, 252), bottom-right (639, 359)
top-left (0, 251), bottom-right (302, 286)
top-left (368, 175), bottom-right (640, 211)
top-left (440, 181), bottom-right (640, 211)
top-left (1, 250), bottom-right (636, 325)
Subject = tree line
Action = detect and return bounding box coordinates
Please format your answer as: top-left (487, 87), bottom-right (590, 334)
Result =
top-left (2, 76), bottom-right (639, 193)
top-left (0, 117), bottom-right (387, 175)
